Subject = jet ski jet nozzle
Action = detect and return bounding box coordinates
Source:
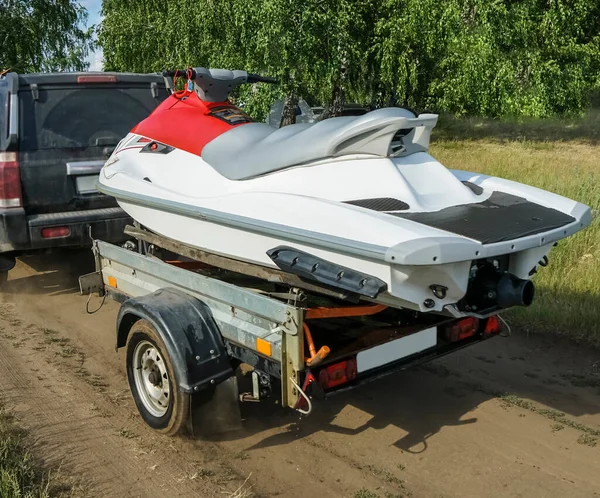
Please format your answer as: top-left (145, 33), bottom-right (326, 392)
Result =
top-left (460, 264), bottom-right (536, 312)
top-left (496, 273), bottom-right (535, 308)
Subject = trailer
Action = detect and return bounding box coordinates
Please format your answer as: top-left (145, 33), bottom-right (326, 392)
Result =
top-left (79, 226), bottom-right (505, 436)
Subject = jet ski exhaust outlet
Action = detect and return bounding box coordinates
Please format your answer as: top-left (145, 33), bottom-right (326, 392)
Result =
top-left (459, 264), bottom-right (535, 313)
top-left (496, 273), bottom-right (535, 308)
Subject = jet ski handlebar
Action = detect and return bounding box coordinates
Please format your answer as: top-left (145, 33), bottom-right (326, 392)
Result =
top-left (163, 68), bottom-right (198, 79)
top-left (246, 73), bottom-right (278, 84)
top-left (163, 67), bottom-right (278, 102)
top-left (162, 68), bottom-right (278, 84)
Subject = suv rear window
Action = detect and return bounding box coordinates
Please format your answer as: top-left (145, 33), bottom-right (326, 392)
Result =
top-left (19, 86), bottom-right (168, 151)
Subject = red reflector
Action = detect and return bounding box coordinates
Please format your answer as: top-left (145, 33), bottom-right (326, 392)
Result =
top-left (318, 359), bottom-right (357, 390)
top-left (484, 315), bottom-right (502, 336)
top-left (444, 317), bottom-right (480, 342)
top-left (41, 227), bottom-right (70, 239)
top-left (77, 75), bottom-right (117, 84)
top-left (0, 152), bottom-right (22, 208)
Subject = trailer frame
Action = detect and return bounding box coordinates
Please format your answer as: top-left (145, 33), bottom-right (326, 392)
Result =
top-left (80, 229), bottom-right (503, 434)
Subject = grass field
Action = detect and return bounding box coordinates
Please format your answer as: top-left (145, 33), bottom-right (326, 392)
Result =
top-left (431, 111), bottom-right (600, 347)
top-left (0, 406), bottom-right (73, 498)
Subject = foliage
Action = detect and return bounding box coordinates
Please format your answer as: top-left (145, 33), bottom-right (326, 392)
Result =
top-left (99, 0), bottom-right (600, 119)
top-left (1, 408), bottom-right (50, 498)
top-left (0, 0), bottom-right (93, 73)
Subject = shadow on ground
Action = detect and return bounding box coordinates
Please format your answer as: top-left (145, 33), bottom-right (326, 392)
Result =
top-left (2, 250), bottom-right (95, 296)
top-left (3, 250), bottom-right (600, 456)
top-left (200, 314), bottom-right (600, 458)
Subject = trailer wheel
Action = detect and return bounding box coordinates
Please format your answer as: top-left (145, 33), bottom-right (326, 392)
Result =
top-left (126, 320), bottom-right (190, 436)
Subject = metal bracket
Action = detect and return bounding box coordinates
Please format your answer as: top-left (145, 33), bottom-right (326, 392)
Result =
top-left (163, 74), bottom-right (174, 93)
top-left (79, 271), bottom-right (104, 296)
top-left (30, 83), bottom-right (39, 101)
top-left (150, 81), bottom-right (159, 98)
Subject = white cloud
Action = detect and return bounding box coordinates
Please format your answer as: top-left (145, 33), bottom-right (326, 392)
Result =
top-left (81, 0), bottom-right (104, 72)
top-left (88, 47), bottom-right (104, 71)
top-left (79, 0), bottom-right (102, 25)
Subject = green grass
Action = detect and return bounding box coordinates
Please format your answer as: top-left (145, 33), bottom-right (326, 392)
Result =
top-left (0, 407), bottom-right (72, 498)
top-left (435, 108), bottom-right (600, 143)
top-left (431, 110), bottom-right (600, 347)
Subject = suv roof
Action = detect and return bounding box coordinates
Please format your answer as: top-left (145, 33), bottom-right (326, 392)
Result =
top-left (14, 71), bottom-right (168, 87)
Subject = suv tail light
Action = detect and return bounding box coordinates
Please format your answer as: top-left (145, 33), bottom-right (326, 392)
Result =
top-left (0, 152), bottom-right (22, 208)
top-left (41, 227), bottom-right (70, 239)
top-left (77, 75), bottom-right (117, 84)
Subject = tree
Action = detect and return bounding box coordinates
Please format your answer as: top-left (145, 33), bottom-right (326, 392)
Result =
top-left (0, 0), bottom-right (93, 73)
top-left (99, 0), bottom-right (600, 119)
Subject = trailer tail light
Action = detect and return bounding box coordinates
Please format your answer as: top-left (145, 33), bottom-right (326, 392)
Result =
top-left (77, 75), bottom-right (117, 84)
top-left (318, 358), bottom-right (357, 390)
top-left (41, 226), bottom-right (70, 238)
top-left (483, 315), bottom-right (502, 336)
top-left (0, 152), bottom-right (22, 208)
top-left (444, 317), bottom-right (480, 342)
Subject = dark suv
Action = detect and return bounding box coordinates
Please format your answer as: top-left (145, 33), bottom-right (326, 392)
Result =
top-left (0, 71), bottom-right (170, 283)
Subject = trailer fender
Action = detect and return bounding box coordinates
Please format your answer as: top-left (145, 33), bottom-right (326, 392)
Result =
top-left (116, 288), bottom-right (233, 393)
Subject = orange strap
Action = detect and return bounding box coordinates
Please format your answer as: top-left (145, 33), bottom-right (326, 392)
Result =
top-left (302, 304), bottom-right (386, 365)
top-left (305, 304), bottom-right (387, 320)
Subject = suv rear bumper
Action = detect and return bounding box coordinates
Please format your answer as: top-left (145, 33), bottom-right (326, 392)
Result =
top-left (0, 207), bottom-right (132, 254)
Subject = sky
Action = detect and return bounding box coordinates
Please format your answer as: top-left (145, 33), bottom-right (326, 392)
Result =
top-left (81, 0), bottom-right (104, 71)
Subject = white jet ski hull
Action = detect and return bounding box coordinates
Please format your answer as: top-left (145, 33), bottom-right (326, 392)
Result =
top-left (99, 132), bottom-right (591, 314)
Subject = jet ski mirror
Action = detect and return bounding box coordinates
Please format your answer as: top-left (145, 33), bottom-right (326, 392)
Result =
top-left (162, 67), bottom-right (278, 103)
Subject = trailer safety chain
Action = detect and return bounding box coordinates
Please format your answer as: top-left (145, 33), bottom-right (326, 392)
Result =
top-left (497, 315), bottom-right (511, 337)
top-left (290, 377), bottom-right (312, 416)
top-left (86, 293), bottom-right (107, 314)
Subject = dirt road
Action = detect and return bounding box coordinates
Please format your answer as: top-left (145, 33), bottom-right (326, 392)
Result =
top-left (1, 251), bottom-right (599, 498)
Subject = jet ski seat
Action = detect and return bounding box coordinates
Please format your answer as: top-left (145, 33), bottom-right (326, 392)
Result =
top-left (202, 107), bottom-right (438, 180)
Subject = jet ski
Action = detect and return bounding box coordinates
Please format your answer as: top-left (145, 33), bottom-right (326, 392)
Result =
top-left (97, 67), bottom-right (592, 316)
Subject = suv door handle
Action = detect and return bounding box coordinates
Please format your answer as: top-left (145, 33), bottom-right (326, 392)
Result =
top-left (66, 160), bottom-right (105, 175)
top-left (103, 146), bottom-right (116, 158)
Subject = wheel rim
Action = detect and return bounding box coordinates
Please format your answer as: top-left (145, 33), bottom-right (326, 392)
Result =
top-left (132, 340), bottom-right (171, 418)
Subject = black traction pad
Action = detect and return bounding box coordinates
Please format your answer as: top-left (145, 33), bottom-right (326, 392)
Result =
top-left (391, 192), bottom-right (575, 244)
top-left (344, 197), bottom-right (410, 211)
top-left (267, 246), bottom-right (388, 298)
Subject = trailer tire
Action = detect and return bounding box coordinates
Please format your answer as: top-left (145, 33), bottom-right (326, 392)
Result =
top-left (126, 319), bottom-right (190, 436)
top-left (0, 271), bottom-right (7, 288)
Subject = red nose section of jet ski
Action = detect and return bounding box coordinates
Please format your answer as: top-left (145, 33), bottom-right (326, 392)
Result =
top-left (131, 92), bottom-right (254, 156)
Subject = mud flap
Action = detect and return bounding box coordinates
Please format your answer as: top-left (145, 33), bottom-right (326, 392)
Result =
top-left (189, 376), bottom-right (242, 437)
